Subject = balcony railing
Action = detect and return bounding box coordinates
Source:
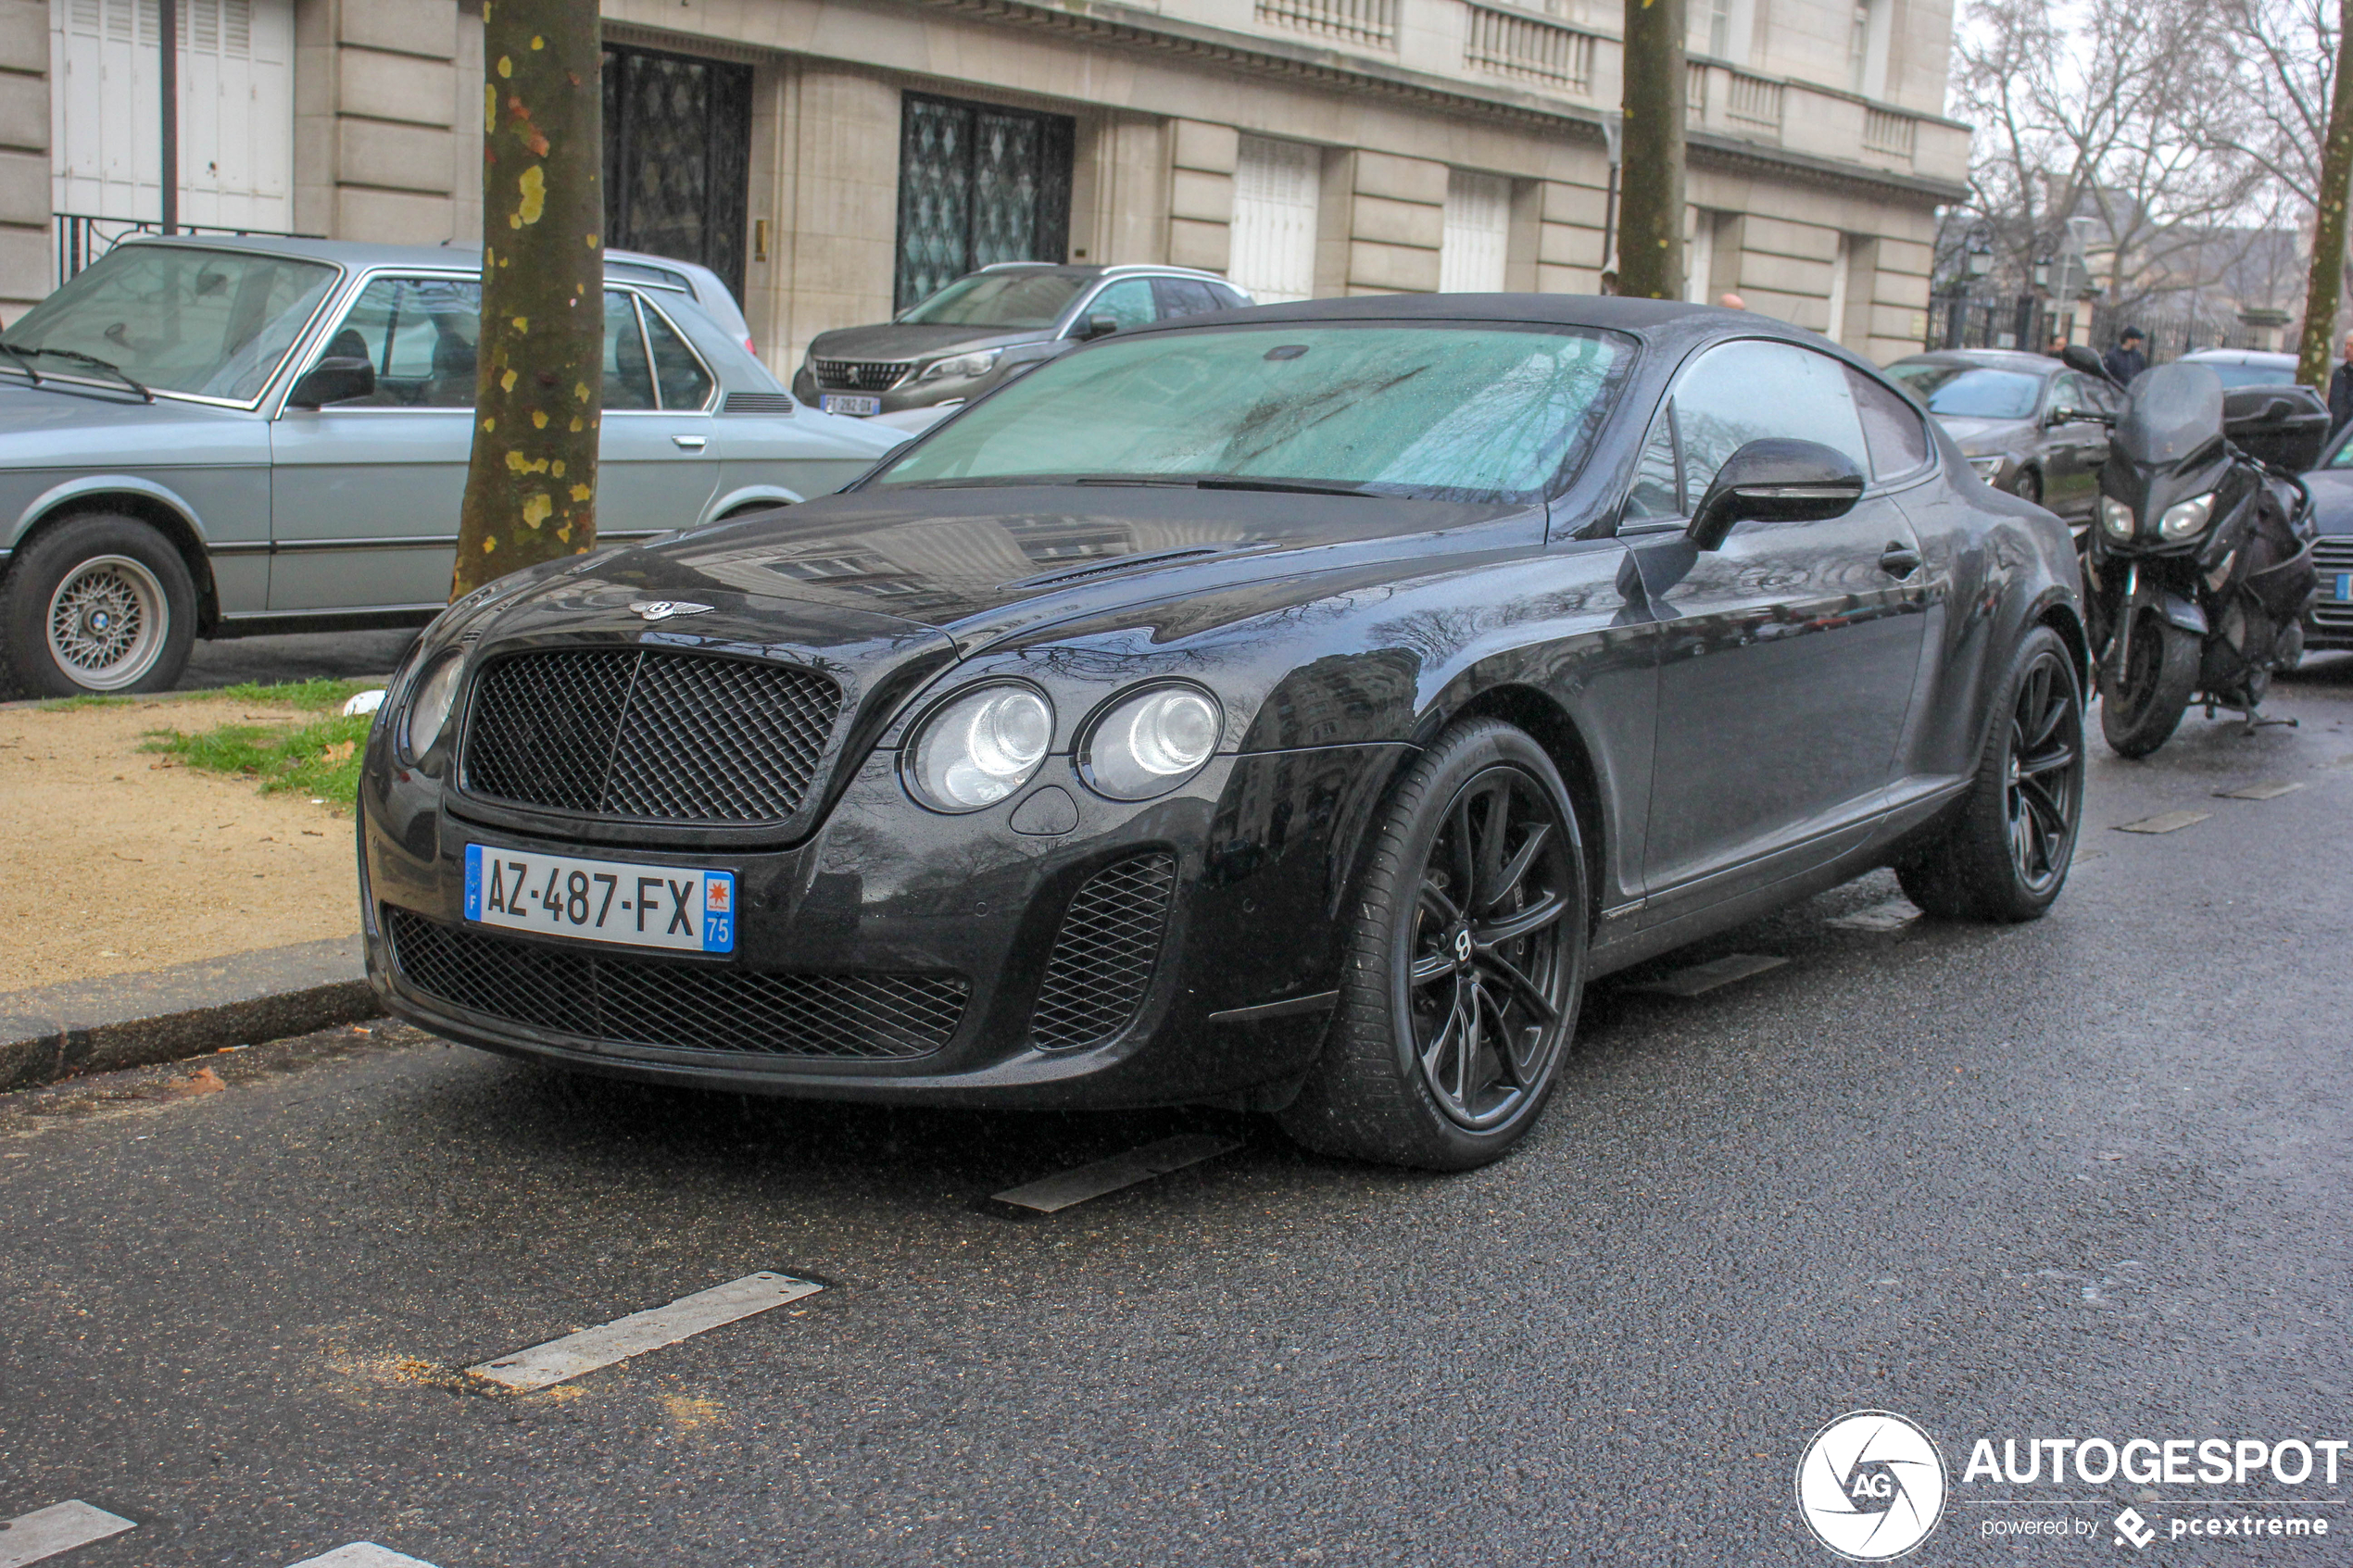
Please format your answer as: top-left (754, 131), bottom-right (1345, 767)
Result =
top-left (1725, 70), bottom-right (1784, 133)
top-left (1465, 5), bottom-right (1597, 92)
top-left (1861, 106), bottom-right (1917, 158)
top-left (56, 212), bottom-right (321, 283)
top-left (1686, 59), bottom-right (1709, 122)
top-left (1257, 0), bottom-right (1397, 48)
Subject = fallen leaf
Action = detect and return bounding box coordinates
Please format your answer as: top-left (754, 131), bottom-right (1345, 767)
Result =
top-left (321, 740), bottom-right (356, 764)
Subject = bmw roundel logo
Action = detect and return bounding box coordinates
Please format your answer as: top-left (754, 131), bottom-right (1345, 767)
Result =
top-left (1795, 1411), bottom-right (1947, 1561)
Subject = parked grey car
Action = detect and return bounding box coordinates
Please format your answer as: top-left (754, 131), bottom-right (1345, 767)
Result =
top-left (0, 236), bottom-right (901, 696)
top-left (1884, 348), bottom-right (2120, 523)
top-left (790, 263), bottom-right (1252, 419)
top-left (2177, 347), bottom-right (2304, 389)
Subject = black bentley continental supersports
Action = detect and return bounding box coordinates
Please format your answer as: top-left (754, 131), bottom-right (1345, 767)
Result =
top-left (360, 295), bottom-right (2088, 1169)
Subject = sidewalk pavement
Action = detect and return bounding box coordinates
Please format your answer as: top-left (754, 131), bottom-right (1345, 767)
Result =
top-left (0, 935), bottom-right (382, 1092)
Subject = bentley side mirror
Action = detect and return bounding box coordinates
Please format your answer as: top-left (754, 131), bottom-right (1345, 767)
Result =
top-left (1076, 313), bottom-right (1120, 342)
top-left (1686, 439), bottom-right (1868, 552)
top-left (286, 356), bottom-right (376, 408)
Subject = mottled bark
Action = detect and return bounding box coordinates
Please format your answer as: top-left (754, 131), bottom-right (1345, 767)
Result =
top-left (2298, 0), bottom-right (2353, 394)
top-left (1617, 0), bottom-right (1687, 301)
top-left (451, 0), bottom-right (604, 600)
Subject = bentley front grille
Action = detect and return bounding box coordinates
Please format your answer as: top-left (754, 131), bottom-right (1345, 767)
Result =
top-left (385, 907), bottom-right (968, 1060)
top-left (1028, 852), bottom-right (1178, 1051)
top-left (461, 649), bottom-right (841, 825)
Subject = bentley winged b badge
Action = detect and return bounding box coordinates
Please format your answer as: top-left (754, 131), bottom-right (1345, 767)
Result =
top-left (628, 601), bottom-right (714, 621)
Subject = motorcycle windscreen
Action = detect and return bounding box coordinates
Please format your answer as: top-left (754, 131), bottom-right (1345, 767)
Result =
top-left (2116, 362), bottom-right (2224, 467)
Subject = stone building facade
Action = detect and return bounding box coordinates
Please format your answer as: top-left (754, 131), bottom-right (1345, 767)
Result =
top-left (5, 0), bottom-right (1968, 365)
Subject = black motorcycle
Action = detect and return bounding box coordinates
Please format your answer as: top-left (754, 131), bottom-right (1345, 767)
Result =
top-left (2058, 347), bottom-right (2322, 758)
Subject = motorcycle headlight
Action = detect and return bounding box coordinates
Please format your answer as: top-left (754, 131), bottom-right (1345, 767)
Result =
top-left (906, 683), bottom-right (1053, 811)
top-left (401, 652), bottom-right (465, 760)
top-left (917, 349), bottom-right (1001, 383)
top-left (2098, 495), bottom-right (2136, 539)
top-left (1081, 685), bottom-right (1223, 801)
top-left (2158, 491), bottom-right (2214, 540)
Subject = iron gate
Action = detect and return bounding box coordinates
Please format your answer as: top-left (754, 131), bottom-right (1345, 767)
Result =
top-left (894, 93), bottom-right (1074, 311)
top-left (602, 44), bottom-right (753, 303)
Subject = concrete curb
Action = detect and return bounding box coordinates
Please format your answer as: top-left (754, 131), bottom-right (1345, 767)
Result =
top-left (0, 935), bottom-right (384, 1092)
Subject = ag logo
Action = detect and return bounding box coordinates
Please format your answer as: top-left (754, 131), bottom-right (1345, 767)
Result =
top-left (1795, 1410), bottom-right (1947, 1561)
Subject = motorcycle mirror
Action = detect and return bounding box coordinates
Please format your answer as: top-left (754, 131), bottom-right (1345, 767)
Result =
top-left (2058, 345), bottom-right (2110, 383)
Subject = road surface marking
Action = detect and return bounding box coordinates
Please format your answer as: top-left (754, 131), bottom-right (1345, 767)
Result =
top-left (991, 1134), bottom-right (1240, 1214)
top-left (466, 1272), bottom-right (824, 1393)
top-left (0, 1501), bottom-right (134, 1567)
top-left (2216, 781), bottom-right (2302, 800)
top-left (1632, 953), bottom-right (1787, 997)
top-left (1826, 897), bottom-right (1921, 932)
top-left (285, 1547), bottom-right (443, 1568)
top-left (2114, 810), bottom-right (2209, 834)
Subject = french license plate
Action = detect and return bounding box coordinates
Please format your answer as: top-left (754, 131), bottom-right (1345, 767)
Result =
top-left (464, 846), bottom-right (735, 954)
top-left (820, 394), bottom-right (881, 416)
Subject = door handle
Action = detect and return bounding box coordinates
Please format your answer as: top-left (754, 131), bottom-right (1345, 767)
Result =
top-left (672, 434), bottom-right (708, 451)
top-left (1878, 544), bottom-right (1922, 578)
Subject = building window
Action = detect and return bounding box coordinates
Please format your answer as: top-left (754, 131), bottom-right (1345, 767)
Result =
top-left (1441, 170), bottom-right (1510, 293)
top-left (1229, 135), bottom-right (1320, 304)
top-left (1705, 0), bottom-right (1732, 56)
top-left (602, 44), bottom-right (753, 303)
top-left (1847, 0), bottom-right (1877, 93)
top-left (892, 93), bottom-right (1075, 312)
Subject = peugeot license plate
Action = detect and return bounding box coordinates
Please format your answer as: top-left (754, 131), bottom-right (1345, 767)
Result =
top-left (820, 394), bottom-right (882, 416)
top-left (464, 846), bottom-right (735, 954)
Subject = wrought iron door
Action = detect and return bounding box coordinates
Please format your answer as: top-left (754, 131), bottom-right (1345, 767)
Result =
top-left (602, 44), bottom-right (752, 302)
top-left (894, 93), bottom-right (1073, 310)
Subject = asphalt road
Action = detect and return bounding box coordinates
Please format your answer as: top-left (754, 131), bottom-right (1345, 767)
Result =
top-left (178, 629), bottom-right (418, 691)
top-left (4, 660), bottom-right (2352, 1567)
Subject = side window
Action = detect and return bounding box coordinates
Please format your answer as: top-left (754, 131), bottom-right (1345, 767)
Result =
top-left (1675, 339), bottom-right (1869, 502)
top-left (2048, 372), bottom-right (2082, 419)
top-left (641, 304), bottom-right (715, 410)
top-left (1621, 409), bottom-right (1683, 522)
top-left (313, 276), bottom-right (481, 408)
top-left (1846, 366), bottom-right (1931, 481)
top-left (603, 291), bottom-right (657, 411)
top-left (1084, 278), bottom-right (1156, 331)
top-left (1152, 277), bottom-right (1224, 319)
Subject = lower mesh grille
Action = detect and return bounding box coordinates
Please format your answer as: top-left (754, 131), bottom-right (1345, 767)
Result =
top-left (1029, 852), bottom-right (1178, 1051)
top-left (384, 907), bottom-right (966, 1060)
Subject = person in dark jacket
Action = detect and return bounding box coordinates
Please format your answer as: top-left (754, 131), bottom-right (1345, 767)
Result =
top-left (2103, 327), bottom-right (2148, 385)
top-left (2330, 332), bottom-right (2353, 441)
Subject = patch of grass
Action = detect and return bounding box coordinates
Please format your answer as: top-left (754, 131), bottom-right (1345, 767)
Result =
top-left (141, 711), bottom-right (373, 808)
top-left (205, 676), bottom-right (384, 713)
top-left (36, 693), bottom-right (134, 711)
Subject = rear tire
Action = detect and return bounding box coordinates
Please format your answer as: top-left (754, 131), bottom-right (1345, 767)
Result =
top-left (1896, 625), bottom-right (2084, 922)
top-left (1, 513), bottom-right (196, 697)
top-left (2099, 611), bottom-right (2198, 759)
top-left (1277, 720), bottom-right (1587, 1171)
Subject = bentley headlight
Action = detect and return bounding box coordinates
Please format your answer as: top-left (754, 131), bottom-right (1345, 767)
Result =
top-left (2158, 491), bottom-right (2214, 540)
top-left (1967, 454), bottom-right (2005, 479)
top-left (908, 684), bottom-right (1053, 810)
top-left (917, 349), bottom-right (1001, 383)
top-left (1082, 685), bottom-right (1223, 800)
top-left (2098, 495), bottom-right (2136, 539)
top-left (402, 653), bottom-right (465, 759)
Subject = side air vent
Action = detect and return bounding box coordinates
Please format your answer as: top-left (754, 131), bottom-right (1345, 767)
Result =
top-left (723, 391), bottom-right (796, 414)
top-left (1029, 852), bottom-right (1179, 1051)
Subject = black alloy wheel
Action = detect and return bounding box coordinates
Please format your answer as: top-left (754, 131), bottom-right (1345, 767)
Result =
top-left (2002, 645), bottom-right (2082, 897)
top-left (1279, 720), bottom-right (1587, 1170)
top-left (1897, 625), bottom-right (2084, 922)
top-left (2014, 468), bottom-right (2042, 507)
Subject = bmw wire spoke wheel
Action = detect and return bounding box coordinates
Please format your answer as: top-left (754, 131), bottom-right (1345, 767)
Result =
top-left (1279, 720), bottom-right (1587, 1170)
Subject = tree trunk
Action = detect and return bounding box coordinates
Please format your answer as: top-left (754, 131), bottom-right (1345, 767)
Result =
top-left (451, 0), bottom-right (605, 601)
top-left (2299, 0), bottom-right (2353, 395)
top-left (1617, 0), bottom-right (1687, 301)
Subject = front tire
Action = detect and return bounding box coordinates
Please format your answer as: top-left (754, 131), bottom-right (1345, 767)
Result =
top-left (1278, 720), bottom-right (1587, 1171)
top-left (2099, 610), bottom-right (2198, 759)
top-left (2, 514), bottom-right (196, 696)
top-left (1896, 625), bottom-right (2084, 922)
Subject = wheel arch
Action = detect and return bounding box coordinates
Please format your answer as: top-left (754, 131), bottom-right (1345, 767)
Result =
top-left (1412, 682), bottom-right (1610, 935)
top-left (6, 484), bottom-right (220, 633)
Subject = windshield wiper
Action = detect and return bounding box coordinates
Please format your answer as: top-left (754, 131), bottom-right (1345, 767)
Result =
top-left (0, 340), bottom-right (41, 385)
top-left (0, 344), bottom-right (152, 402)
top-left (1192, 475), bottom-right (1374, 497)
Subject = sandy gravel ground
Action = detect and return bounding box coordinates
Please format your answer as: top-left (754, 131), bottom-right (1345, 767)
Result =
top-left (0, 697), bottom-right (359, 990)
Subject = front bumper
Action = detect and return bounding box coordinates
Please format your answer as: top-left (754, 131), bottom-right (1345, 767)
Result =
top-left (362, 741), bottom-right (1410, 1109)
top-left (791, 367), bottom-right (989, 417)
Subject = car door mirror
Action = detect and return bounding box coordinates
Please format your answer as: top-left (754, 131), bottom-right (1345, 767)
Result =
top-left (287, 356), bottom-right (376, 408)
top-left (1686, 439), bottom-right (1867, 551)
top-left (1076, 313), bottom-right (1120, 342)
